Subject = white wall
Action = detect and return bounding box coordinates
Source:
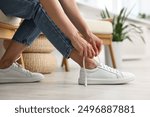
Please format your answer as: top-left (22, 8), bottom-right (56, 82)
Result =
top-left (139, 0), bottom-right (150, 14)
top-left (77, 0), bottom-right (115, 12)
top-left (77, 0), bottom-right (150, 16)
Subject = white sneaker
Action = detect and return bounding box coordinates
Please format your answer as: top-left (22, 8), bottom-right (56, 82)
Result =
top-left (78, 62), bottom-right (135, 85)
top-left (0, 63), bottom-right (44, 83)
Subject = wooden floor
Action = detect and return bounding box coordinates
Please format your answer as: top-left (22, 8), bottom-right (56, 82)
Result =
top-left (0, 53), bottom-right (150, 100)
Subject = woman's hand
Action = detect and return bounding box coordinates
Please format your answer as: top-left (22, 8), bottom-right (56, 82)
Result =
top-left (84, 32), bottom-right (103, 56)
top-left (70, 32), bottom-right (102, 58)
top-left (71, 33), bottom-right (96, 58)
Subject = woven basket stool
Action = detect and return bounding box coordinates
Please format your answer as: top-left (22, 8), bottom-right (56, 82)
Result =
top-left (24, 34), bottom-right (54, 53)
top-left (23, 53), bottom-right (56, 74)
top-left (23, 34), bottom-right (57, 74)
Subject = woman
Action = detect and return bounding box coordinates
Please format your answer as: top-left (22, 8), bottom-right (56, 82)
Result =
top-left (0, 0), bottom-right (135, 85)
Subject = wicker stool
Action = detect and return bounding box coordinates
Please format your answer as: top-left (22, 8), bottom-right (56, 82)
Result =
top-left (23, 53), bottom-right (56, 74)
top-left (23, 34), bottom-right (57, 74)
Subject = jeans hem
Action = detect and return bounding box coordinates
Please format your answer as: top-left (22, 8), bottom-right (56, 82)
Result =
top-left (12, 38), bottom-right (30, 46)
top-left (64, 47), bottom-right (74, 59)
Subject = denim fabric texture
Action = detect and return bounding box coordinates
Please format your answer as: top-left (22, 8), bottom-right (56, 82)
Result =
top-left (0, 0), bottom-right (74, 58)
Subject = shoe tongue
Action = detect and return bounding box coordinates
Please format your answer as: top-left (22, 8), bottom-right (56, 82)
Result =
top-left (12, 63), bottom-right (31, 76)
top-left (94, 60), bottom-right (101, 66)
top-left (93, 59), bottom-right (106, 67)
top-left (99, 62), bottom-right (104, 66)
top-left (12, 62), bottom-right (20, 68)
top-left (12, 63), bottom-right (24, 71)
top-left (96, 62), bottom-right (105, 68)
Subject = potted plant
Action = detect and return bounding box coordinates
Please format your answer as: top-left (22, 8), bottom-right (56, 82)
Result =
top-left (101, 8), bottom-right (145, 68)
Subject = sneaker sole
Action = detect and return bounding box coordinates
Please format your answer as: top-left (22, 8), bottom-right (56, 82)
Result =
top-left (78, 77), bottom-right (135, 85)
top-left (0, 77), bottom-right (43, 83)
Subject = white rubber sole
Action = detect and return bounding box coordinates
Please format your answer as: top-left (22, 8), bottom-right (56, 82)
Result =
top-left (78, 77), bottom-right (135, 85)
top-left (0, 77), bottom-right (43, 83)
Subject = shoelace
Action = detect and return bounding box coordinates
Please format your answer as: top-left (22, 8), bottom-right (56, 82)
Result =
top-left (14, 62), bottom-right (32, 76)
top-left (15, 56), bottom-right (21, 62)
top-left (83, 56), bottom-right (120, 86)
top-left (98, 63), bottom-right (120, 74)
top-left (83, 56), bottom-right (87, 86)
top-left (83, 56), bottom-right (101, 86)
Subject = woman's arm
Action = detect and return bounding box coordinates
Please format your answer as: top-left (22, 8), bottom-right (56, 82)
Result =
top-left (40, 0), bottom-right (95, 58)
top-left (40, 0), bottom-right (77, 40)
top-left (59, 0), bottom-right (90, 37)
top-left (59, 0), bottom-right (102, 55)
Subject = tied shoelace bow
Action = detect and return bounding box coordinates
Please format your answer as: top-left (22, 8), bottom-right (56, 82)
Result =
top-left (83, 56), bottom-right (120, 87)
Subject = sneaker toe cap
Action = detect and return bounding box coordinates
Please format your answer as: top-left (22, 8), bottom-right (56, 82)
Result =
top-left (122, 72), bottom-right (135, 79)
top-left (32, 73), bottom-right (45, 81)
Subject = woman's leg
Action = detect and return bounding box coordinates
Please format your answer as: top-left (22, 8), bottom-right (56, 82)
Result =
top-left (0, 19), bottom-right (41, 69)
top-left (0, 0), bottom-right (73, 58)
top-left (0, 18), bottom-right (44, 83)
top-left (0, 0), bottom-right (96, 69)
top-left (1, 0), bottom-right (95, 58)
top-left (0, 0), bottom-right (134, 85)
top-left (28, 2), bottom-right (134, 85)
top-left (0, 2), bottom-right (95, 70)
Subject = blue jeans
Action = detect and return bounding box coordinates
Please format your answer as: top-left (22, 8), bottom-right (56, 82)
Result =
top-left (0, 0), bottom-right (74, 58)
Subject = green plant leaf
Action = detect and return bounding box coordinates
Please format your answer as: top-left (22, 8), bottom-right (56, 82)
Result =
top-left (125, 36), bottom-right (133, 42)
top-left (122, 25), bottom-right (129, 30)
top-left (100, 7), bottom-right (145, 43)
top-left (140, 36), bottom-right (146, 44)
top-left (100, 11), bottom-right (106, 18)
top-left (105, 7), bottom-right (111, 18)
top-left (117, 8), bottom-right (125, 24)
top-left (130, 24), bottom-right (143, 33)
top-left (121, 8), bottom-right (127, 22)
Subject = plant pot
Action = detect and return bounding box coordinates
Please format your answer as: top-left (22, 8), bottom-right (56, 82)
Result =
top-left (105, 42), bottom-right (122, 69)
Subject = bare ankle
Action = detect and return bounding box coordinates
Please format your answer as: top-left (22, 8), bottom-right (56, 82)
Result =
top-left (84, 58), bottom-right (97, 69)
top-left (69, 49), bottom-right (97, 69)
top-left (0, 60), bottom-right (13, 69)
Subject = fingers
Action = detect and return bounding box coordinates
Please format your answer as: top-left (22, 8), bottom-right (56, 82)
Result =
top-left (71, 34), bottom-right (100, 58)
top-left (91, 41), bottom-right (98, 56)
top-left (88, 44), bottom-right (95, 58)
top-left (97, 39), bottom-right (103, 53)
top-left (84, 46), bottom-right (87, 57)
top-left (89, 36), bottom-right (103, 57)
top-left (84, 41), bottom-right (102, 58)
top-left (83, 43), bottom-right (95, 58)
top-left (83, 42), bottom-right (100, 58)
